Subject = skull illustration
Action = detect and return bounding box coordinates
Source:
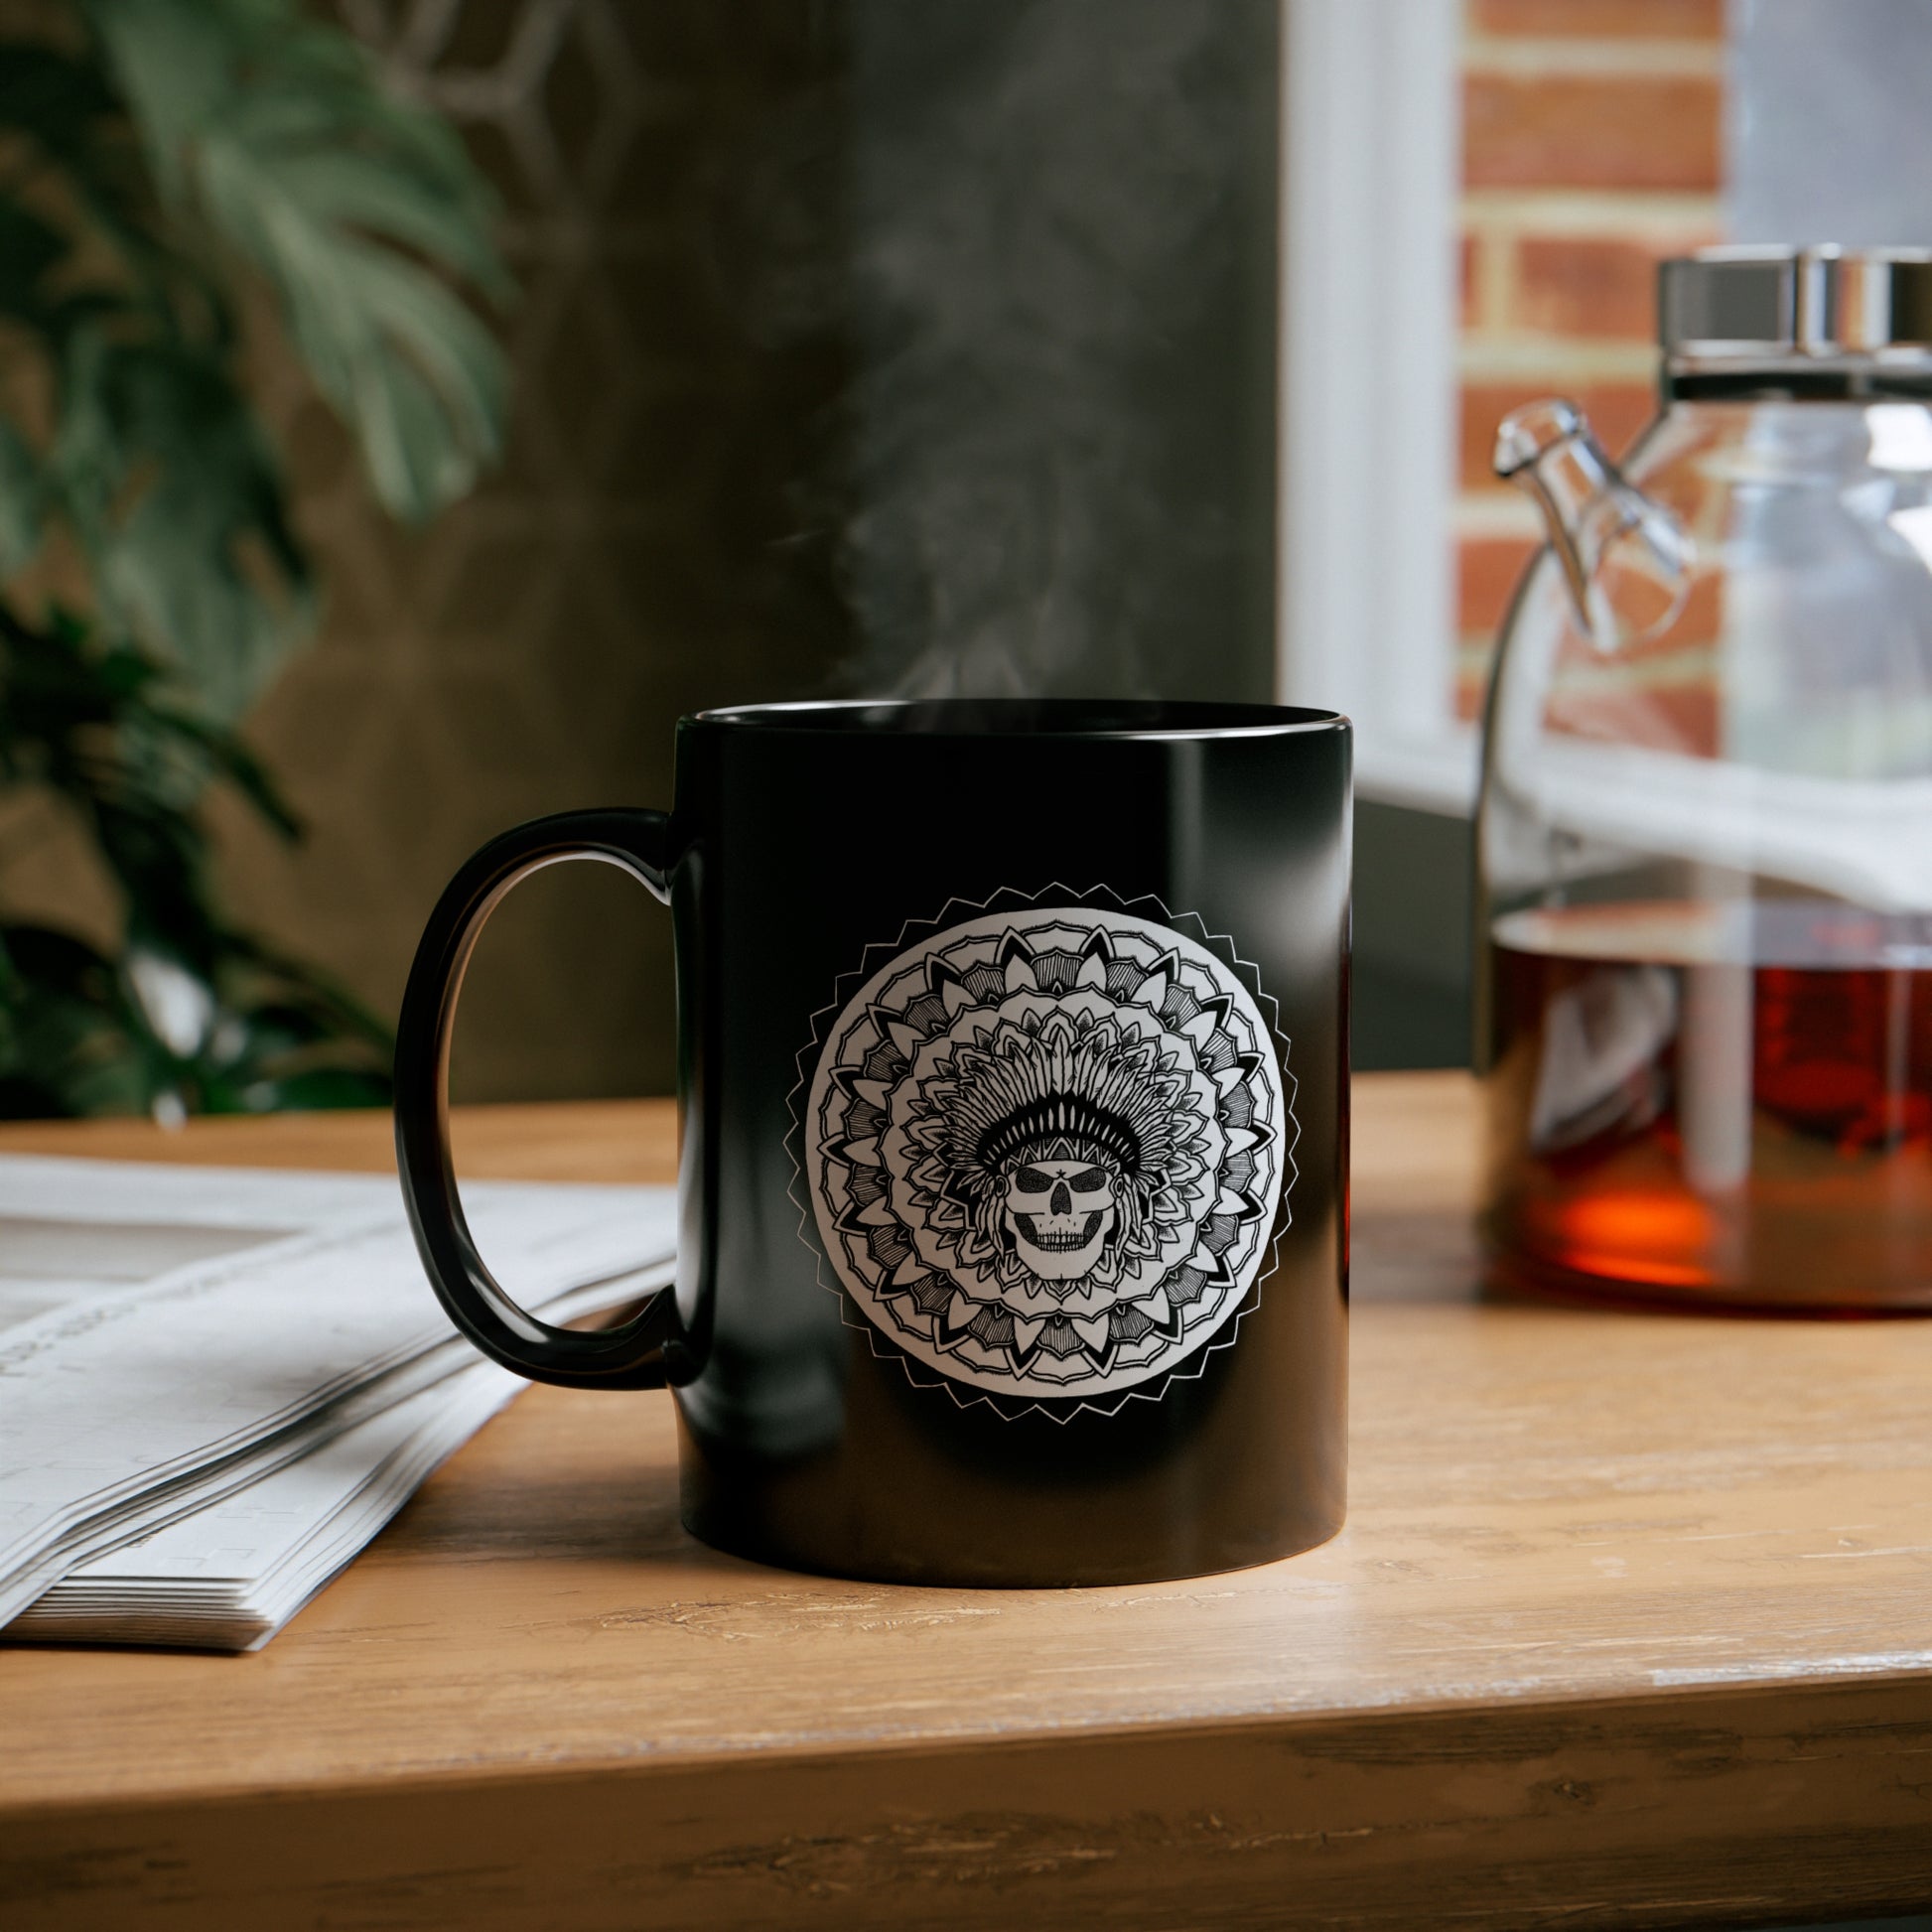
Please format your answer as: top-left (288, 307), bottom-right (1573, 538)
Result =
top-left (1002, 1157), bottom-right (1119, 1281)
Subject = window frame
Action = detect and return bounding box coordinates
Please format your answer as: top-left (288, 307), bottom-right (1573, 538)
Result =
top-left (1276, 0), bottom-right (1477, 815)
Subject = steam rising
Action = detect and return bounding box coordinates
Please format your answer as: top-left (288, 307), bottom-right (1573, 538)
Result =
top-left (838, 0), bottom-right (1276, 700)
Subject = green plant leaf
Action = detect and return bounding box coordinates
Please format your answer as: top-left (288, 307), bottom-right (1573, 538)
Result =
top-left (0, 922), bottom-right (155, 1118)
top-left (0, 44), bottom-right (121, 177)
top-left (86, 0), bottom-right (510, 524)
top-left (144, 701), bottom-right (301, 838)
top-left (0, 0), bottom-right (490, 1119)
top-left (0, 202), bottom-right (68, 328)
top-left (0, 37), bottom-right (199, 327)
top-left (0, 420), bottom-right (42, 573)
top-left (49, 329), bottom-right (313, 716)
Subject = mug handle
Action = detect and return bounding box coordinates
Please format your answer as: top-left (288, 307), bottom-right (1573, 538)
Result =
top-left (394, 809), bottom-right (680, 1390)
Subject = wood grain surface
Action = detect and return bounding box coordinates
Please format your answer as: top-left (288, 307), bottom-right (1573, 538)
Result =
top-left (3, 1074), bottom-right (1931, 1930)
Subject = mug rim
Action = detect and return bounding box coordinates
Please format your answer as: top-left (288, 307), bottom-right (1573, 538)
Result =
top-left (686, 698), bottom-right (1349, 741)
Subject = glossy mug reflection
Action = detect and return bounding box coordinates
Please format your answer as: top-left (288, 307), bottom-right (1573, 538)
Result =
top-left (394, 700), bottom-right (1350, 1587)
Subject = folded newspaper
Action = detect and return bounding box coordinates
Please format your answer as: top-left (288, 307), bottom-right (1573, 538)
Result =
top-left (0, 1155), bottom-right (675, 1651)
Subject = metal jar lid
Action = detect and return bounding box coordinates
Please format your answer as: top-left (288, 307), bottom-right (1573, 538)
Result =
top-left (1659, 246), bottom-right (1932, 361)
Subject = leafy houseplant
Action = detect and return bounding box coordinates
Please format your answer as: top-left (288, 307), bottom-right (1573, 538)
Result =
top-left (0, 0), bottom-right (508, 1117)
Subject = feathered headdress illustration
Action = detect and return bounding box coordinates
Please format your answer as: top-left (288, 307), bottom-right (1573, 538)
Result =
top-left (902, 1009), bottom-right (1211, 1288)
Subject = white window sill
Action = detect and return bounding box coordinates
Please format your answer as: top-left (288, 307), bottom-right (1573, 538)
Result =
top-left (1354, 726), bottom-right (1479, 817)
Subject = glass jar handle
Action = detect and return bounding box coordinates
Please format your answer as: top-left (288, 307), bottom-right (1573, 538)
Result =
top-left (1495, 397), bottom-right (1695, 651)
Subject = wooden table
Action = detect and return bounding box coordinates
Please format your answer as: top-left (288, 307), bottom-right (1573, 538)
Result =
top-left (3, 1073), bottom-right (1931, 1931)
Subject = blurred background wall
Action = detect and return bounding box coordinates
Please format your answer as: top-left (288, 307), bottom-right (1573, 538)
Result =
top-left (206, 0), bottom-right (1281, 1103)
top-left (211, 2), bottom-right (853, 1107)
top-left (3, 0), bottom-right (1788, 1102)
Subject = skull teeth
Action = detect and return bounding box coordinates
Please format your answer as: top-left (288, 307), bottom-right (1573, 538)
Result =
top-left (1013, 1212), bottom-right (1106, 1251)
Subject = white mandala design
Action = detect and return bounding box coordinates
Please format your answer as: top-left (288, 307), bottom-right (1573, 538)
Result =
top-left (799, 898), bottom-right (1290, 1407)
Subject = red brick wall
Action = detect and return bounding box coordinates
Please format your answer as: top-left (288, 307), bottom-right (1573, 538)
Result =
top-left (1453, 0), bottom-right (1725, 719)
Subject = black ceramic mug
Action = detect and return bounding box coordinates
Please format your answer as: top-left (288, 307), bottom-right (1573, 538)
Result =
top-left (395, 699), bottom-right (1350, 1587)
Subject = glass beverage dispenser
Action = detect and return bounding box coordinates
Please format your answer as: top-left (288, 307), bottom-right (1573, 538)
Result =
top-left (1479, 247), bottom-right (1932, 1311)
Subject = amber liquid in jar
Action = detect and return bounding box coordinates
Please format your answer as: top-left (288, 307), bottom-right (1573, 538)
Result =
top-left (1484, 900), bottom-right (1932, 1311)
